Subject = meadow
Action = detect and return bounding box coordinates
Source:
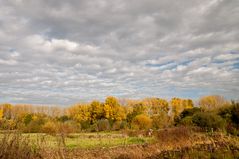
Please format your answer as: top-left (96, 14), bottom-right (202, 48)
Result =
top-left (1, 128), bottom-right (239, 159)
top-left (4, 132), bottom-right (153, 149)
top-left (0, 96), bottom-right (239, 158)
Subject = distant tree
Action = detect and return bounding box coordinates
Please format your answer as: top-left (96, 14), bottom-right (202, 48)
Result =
top-left (152, 112), bottom-right (170, 129)
top-left (192, 112), bottom-right (226, 131)
top-left (175, 107), bottom-right (202, 126)
top-left (1, 103), bottom-right (13, 119)
top-left (23, 114), bottom-right (33, 125)
top-left (57, 115), bottom-right (70, 123)
top-left (96, 119), bottom-right (110, 131)
top-left (103, 96), bottom-right (126, 121)
top-left (199, 95), bottom-right (227, 110)
top-left (67, 104), bottom-right (90, 122)
top-left (105, 96), bottom-right (120, 107)
top-left (89, 100), bottom-right (104, 123)
top-left (171, 98), bottom-right (193, 117)
top-left (42, 121), bottom-right (58, 135)
top-left (0, 109), bottom-right (3, 120)
top-left (126, 103), bottom-right (147, 124)
top-left (132, 114), bottom-right (152, 130)
top-left (143, 98), bottom-right (169, 115)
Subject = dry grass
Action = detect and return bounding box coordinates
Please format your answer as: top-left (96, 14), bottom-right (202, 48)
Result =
top-left (0, 132), bottom-right (42, 159)
top-left (41, 127), bottom-right (239, 159)
top-left (1, 128), bottom-right (239, 159)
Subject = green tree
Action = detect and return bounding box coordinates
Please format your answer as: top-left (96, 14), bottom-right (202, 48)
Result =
top-left (23, 114), bottom-right (33, 125)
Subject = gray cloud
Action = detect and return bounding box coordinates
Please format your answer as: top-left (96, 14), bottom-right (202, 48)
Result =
top-left (0, 0), bottom-right (238, 105)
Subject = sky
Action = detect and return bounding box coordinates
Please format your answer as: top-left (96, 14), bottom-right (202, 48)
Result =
top-left (0, 0), bottom-right (239, 105)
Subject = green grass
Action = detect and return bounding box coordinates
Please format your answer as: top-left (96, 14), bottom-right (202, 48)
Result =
top-left (0, 132), bottom-right (154, 149)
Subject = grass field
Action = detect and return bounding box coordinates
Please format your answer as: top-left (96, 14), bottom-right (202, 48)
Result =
top-left (1, 131), bottom-right (154, 149)
top-left (1, 128), bottom-right (239, 159)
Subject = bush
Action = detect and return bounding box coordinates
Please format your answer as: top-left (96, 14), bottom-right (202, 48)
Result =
top-left (23, 121), bottom-right (42, 133)
top-left (175, 107), bottom-right (201, 125)
top-left (192, 112), bottom-right (226, 131)
top-left (226, 123), bottom-right (239, 136)
top-left (218, 102), bottom-right (239, 135)
top-left (112, 121), bottom-right (122, 131)
top-left (132, 114), bottom-right (152, 130)
top-left (0, 119), bottom-right (17, 130)
top-left (152, 113), bottom-right (169, 129)
top-left (23, 114), bottom-right (33, 125)
top-left (57, 115), bottom-right (70, 123)
top-left (155, 126), bottom-right (192, 144)
top-left (179, 116), bottom-right (194, 126)
top-left (179, 107), bottom-right (201, 119)
top-left (41, 121), bottom-right (58, 135)
top-left (231, 102), bottom-right (239, 125)
top-left (120, 121), bottom-right (128, 130)
top-left (80, 120), bottom-right (91, 130)
top-left (96, 119), bottom-right (110, 131)
top-left (58, 121), bottom-right (79, 134)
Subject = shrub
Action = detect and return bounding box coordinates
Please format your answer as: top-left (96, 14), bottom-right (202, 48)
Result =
top-left (132, 114), bottom-right (152, 130)
top-left (96, 119), bottom-right (110, 131)
top-left (152, 113), bottom-right (169, 129)
top-left (218, 102), bottom-right (239, 135)
top-left (192, 112), bottom-right (226, 131)
top-left (226, 123), bottom-right (239, 136)
top-left (57, 115), bottom-right (70, 123)
top-left (23, 120), bottom-right (43, 133)
top-left (0, 119), bottom-right (17, 130)
top-left (23, 114), bottom-right (33, 125)
top-left (58, 121), bottom-right (79, 134)
top-left (179, 116), bottom-right (194, 126)
top-left (231, 102), bottom-right (239, 125)
top-left (80, 120), bottom-right (91, 130)
top-left (112, 121), bottom-right (122, 131)
top-left (120, 121), bottom-right (128, 130)
top-left (41, 121), bottom-right (58, 135)
top-left (175, 107), bottom-right (201, 125)
top-left (179, 107), bottom-right (201, 119)
top-left (155, 126), bottom-right (192, 144)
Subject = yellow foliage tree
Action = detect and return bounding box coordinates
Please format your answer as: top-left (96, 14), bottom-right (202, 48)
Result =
top-left (171, 98), bottom-right (194, 117)
top-left (103, 96), bottom-right (126, 121)
top-left (67, 104), bottom-right (90, 122)
top-left (1, 103), bottom-right (13, 119)
top-left (199, 95), bottom-right (227, 110)
top-left (0, 109), bottom-right (3, 120)
top-left (132, 114), bottom-right (152, 130)
top-left (89, 100), bottom-right (104, 123)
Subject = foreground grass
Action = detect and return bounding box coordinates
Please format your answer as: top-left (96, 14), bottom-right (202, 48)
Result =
top-left (1, 129), bottom-right (238, 159)
top-left (41, 131), bottom-right (239, 159)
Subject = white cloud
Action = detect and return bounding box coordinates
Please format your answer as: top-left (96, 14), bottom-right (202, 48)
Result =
top-left (0, 0), bottom-right (238, 105)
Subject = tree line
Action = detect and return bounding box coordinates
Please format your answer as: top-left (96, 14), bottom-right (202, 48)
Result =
top-left (0, 95), bottom-right (238, 135)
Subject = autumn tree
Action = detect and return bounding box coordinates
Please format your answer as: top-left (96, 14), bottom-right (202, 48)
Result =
top-left (0, 103), bottom-right (13, 119)
top-left (171, 98), bottom-right (194, 117)
top-left (103, 96), bottom-right (126, 121)
top-left (132, 114), bottom-right (152, 130)
top-left (67, 104), bottom-right (90, 122)
top-left (126, 102), bottom-right (147, 124)
top-left (0, 109), bottom-right (3, 120)
top-left (199, 95), bottom-right (227, 110)
top-left (89, 100), bottom-right (104, 123)
top-left (150, 98), bottom-right (169, 114)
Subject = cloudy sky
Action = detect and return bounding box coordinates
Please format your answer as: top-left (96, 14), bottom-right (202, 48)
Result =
top-left (0, 0), bottom-right (238, 105)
